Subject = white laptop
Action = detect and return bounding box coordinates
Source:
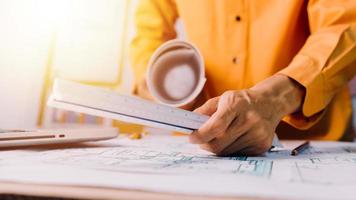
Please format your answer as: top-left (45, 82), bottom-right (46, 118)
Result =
top-left (0, 127), bottom-right (117, 148)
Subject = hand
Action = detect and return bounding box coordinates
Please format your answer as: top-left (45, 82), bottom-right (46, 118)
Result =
top-left (189, 75), bottom-right (304, 156)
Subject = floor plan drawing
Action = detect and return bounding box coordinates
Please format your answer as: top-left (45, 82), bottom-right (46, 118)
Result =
top-left (1, 133), bottom-right (356, 199)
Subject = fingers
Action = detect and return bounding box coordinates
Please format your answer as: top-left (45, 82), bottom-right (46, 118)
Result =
top-left (202, 130), bottom-right (251, 156)
top-left (190, 97), bottom-right (227, 144)
top-left (190, 103), bottom-right (237, 144)
top-left (198, 114), bottom-right (250, 155)
top-left (193, 97), bottom-right (219, 116)
top-left (191, 89), bottom-right (279, 156)
top-left (220, 127), bottom-right (274, 156)
top-left (238, 146), bottom-right (264, 156)
top-left (190, 92), bottom-right (248, 144)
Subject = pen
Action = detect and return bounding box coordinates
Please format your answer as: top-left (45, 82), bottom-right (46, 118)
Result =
top-left (291, 141), bottom-right (310, 156)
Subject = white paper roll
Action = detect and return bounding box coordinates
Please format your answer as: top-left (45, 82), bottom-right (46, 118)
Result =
top-left (146, 40), bottom-right (206, 107)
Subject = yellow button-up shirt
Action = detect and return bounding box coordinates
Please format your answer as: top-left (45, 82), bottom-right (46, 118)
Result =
top-left (130, 0), bottom-right (356, 140)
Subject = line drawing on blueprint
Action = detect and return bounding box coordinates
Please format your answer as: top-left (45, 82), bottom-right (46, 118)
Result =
top-left (33, 147), bottom-right (274, 178)
top-left (3, 135), bottom-right (356, 187)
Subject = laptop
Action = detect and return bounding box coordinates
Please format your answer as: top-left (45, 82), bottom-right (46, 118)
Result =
top-left (0, 127), bottom-right (117, 148)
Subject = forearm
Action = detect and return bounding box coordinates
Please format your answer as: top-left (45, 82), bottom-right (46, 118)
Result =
top-left (249, 74), bottom-right (305, 118)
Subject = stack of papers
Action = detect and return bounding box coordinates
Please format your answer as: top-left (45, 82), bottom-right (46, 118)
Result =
top-left (0, 133), bottom-right (356, 199)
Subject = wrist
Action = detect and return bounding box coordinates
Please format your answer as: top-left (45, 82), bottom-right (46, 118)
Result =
top-left (249, 74), bottom-right (305, 118)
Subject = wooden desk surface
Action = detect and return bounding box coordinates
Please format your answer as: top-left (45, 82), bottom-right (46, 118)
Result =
top-left (0, 181), bottom-right (259, 200)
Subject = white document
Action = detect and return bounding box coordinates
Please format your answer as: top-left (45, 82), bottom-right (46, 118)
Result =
top-left (0, 133), bottom-right (355, 200)
top-left (48, 79), bottom-right (209, 133)
top-left (48, 79), bottom-right (282, 147)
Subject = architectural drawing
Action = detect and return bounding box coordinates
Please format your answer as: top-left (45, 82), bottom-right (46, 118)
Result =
top-left (1, 134), bottom-right (356, 199)
top-left (3, 135), bottom-right (355, 187)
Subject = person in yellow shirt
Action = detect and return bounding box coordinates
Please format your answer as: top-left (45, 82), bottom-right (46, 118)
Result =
top-left (130, 0), bottom-right (356, 155)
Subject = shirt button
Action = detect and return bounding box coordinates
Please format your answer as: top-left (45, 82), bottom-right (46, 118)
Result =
top-left (232, 57), bottom-right (239, 64)
top-left (235, 15), bottom-right (241, 22)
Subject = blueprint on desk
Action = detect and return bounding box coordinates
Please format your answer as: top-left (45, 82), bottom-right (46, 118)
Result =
top-left (0, 133), bottom-right (356, 200)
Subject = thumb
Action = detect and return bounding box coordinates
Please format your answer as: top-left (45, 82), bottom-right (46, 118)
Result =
top-left (194, 97), bottom-right (220, 116)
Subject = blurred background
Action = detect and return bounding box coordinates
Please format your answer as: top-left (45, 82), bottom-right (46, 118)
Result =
top-left (0, 0), bottom-right (186, 132)
top-left (0, 0), bottom-right (355, 131)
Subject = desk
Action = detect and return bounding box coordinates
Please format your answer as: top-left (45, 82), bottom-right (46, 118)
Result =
top-left (1, 132), bottom-right (356, 200)
top-left (0, 182), bottom-right (252, 200)
top-left (0, 133), bottom-right (257, 200)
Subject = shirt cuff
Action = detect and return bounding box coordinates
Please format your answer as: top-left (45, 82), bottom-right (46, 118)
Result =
top-left (278, 54), bottom-right (326, 130)
top-left (278, 53), bottom-right (327, 117)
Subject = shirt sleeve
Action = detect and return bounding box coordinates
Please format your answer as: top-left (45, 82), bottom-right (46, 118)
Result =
top-left (130, 0), bottom-right (178, 98)
top-left (278, 0), bottom-right (356, 130)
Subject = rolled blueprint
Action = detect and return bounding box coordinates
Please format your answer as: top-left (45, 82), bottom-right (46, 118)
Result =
top-left (146, 40), bottom-right (206, 107)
